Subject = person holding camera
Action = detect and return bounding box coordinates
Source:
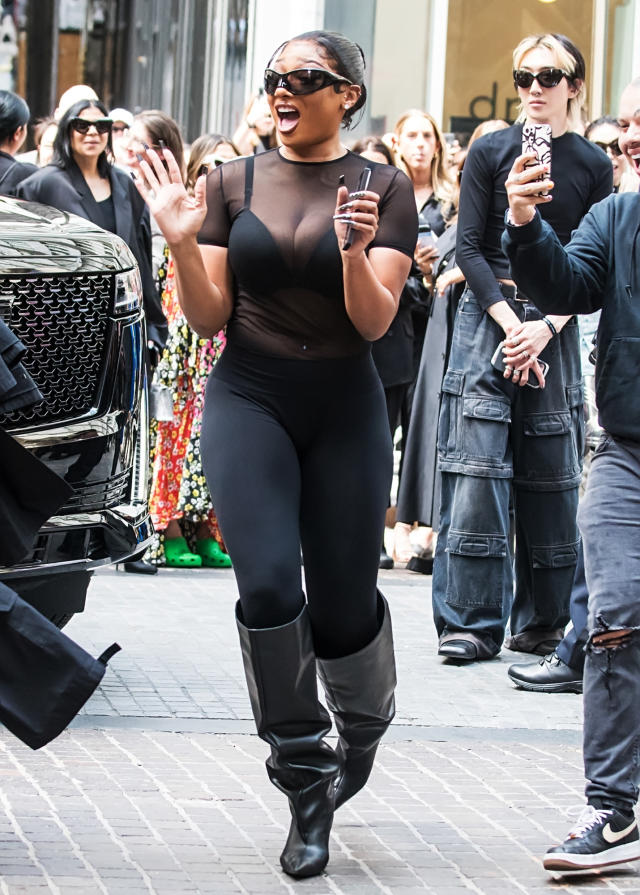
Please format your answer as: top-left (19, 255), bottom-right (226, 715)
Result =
top-left (432, 33), bottom-right (611, 663)
top-left (502, 74), bottom-right (640, 875)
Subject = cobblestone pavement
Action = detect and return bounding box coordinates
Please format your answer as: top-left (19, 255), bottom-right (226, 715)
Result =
top-left (0, 566), bottom-right (637, 895)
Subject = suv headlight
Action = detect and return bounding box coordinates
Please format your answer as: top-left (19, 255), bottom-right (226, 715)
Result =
top-left (114, 266), bottom-right (142, 315)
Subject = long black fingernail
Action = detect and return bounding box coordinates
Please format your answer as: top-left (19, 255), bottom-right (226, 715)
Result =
top-left (142, 142), bottom-right (149, 150)
top-left (130, 171), bottom-right (136, 180)
top-left (135, 152), bottom-right (143, 161)
top-left (338, 174), bottom-right (345, 185)
top-left (197, 164), bottom-right (209, 177)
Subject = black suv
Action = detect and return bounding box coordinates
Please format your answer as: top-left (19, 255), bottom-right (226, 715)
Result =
top-left (0, 197), bottom-right (152, 625)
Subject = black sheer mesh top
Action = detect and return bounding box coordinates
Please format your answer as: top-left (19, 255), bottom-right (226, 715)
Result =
top-left (197, 149), bottom-right (418, 358)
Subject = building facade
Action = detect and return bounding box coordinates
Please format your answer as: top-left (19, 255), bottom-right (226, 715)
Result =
top-left (10, 0), bottom-right (640, 144)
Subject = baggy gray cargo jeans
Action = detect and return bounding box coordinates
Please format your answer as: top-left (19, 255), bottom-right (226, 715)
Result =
top-left (432, 288), bottom-right (584, 651)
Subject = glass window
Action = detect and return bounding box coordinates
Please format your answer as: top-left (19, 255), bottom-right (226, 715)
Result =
top-left (604, 0), bottom-right (634, 115)
top-left (220, 0), bottom-right (249, 137)
top-left (444, 0), bottom-right (595, 138)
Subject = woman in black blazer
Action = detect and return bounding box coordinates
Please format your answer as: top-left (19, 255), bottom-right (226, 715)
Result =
top-left (18, 99), bottom-right (167, 351)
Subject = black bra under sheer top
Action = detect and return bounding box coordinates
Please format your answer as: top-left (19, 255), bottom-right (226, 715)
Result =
top-left (197, 149), bottom-right (418, 359)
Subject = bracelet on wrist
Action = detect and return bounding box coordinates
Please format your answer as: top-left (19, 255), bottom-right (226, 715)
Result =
top-left (542, 316), bottom-right (558, 337)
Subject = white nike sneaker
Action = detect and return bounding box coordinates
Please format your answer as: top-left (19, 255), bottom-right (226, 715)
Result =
top-left (544, 805), bottom-right (640, 871)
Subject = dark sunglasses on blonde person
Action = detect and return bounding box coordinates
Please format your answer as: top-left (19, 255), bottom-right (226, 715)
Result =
top-left (263, 67), bottom-right (352, 96)
top-left (70, 117), bottom-right (113, 135)
top-left (512, 68), bottom-right (569, 89)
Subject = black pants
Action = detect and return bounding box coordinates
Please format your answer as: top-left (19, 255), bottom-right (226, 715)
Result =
top-left (200, 342), bottom-right (393, 658)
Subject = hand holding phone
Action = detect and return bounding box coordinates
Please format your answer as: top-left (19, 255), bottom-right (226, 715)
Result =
top-left (342, 167), bottom-right (372, 250)
top-left (417, 223), bottom-right (437, 251)
top-left (491, 341), bottom-right (549, 388)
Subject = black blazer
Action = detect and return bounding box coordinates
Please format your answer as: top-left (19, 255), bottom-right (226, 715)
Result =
top-left (17, 161), bottom-right (167, 348)
top-left (0, 150), bottom-right (38, 197)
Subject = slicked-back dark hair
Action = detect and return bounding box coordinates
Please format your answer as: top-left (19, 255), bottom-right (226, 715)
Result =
top-left (53, 99), bottom-right (113, 177)
top-left (269, 30), bottom-right (367, 129)
top-left (0, 90), bottom-right (30, 144)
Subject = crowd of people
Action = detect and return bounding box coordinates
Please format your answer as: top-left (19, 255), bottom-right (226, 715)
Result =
top-left (2, 23), bottom-right (640, 880)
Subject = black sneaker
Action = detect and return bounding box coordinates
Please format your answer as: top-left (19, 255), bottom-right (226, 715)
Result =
top-left (544, 805), bottom-right (640, 871)
top-left (508, 651), bottom-right (583, 694)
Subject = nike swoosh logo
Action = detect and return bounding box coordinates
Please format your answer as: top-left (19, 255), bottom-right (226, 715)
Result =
top-left (603, 820), bottom-right (637, 843)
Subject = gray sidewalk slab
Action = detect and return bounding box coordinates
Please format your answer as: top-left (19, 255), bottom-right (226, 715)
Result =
top-left (0, 566), bottom-right (635, 894)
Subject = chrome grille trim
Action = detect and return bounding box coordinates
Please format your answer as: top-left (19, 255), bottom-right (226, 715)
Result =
top-left (0, 272), bottom-right (112, 427)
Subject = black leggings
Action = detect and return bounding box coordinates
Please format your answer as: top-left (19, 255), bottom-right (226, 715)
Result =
top-left (200, 342), bottom-right (392, 658)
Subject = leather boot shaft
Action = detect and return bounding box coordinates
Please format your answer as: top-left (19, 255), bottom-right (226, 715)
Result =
top-left (317, 592), bottom-right (396, 808)
top-left (236, 601), bottom-right (339, 877)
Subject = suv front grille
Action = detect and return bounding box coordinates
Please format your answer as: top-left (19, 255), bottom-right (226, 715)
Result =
top-left (59, 470), bottom-right (131, 513)
top-left (0, 273), bottom-right (112, 427)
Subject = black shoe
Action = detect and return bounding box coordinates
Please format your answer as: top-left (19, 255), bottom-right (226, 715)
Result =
top-left (379, 548), bottom-right (394, 570)
top-left (438, 633), bottom-right (498, 662)
top-left (406, 554), bottom-right (433, 575)
top-left (121, 559), bottom-right (158, 575)
top-left (544, 805), bottom-right (640, 871)
top-left (504, 627), bottom-right (564, 655)
top-left (508, 650), bottom-right (583, 693)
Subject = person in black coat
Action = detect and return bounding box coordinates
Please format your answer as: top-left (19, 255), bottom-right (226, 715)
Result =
top-left (0, 90), bottom-right (37, 195)
top-left (17, 99), bottom-right (167, 351)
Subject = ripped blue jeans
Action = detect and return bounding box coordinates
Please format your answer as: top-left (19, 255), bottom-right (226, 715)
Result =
top-left (432, 289), bottom-right (583, 651)
top-left (580, 434), bottom-right (640, 812)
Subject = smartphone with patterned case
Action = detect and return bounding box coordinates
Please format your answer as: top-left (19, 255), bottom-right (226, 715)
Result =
top-left (521, 122), bottom-right (552, 196)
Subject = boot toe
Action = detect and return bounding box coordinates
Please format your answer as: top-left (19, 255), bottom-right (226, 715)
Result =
top-left (280, 816), bottom-right (331, 878)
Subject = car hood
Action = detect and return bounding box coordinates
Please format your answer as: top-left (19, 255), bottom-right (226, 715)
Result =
top-left (0, 196), bottom-right (137, 274)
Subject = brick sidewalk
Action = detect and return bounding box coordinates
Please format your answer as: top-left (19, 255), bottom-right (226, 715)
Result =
top-left (0, 567), bottom-right (635, 894)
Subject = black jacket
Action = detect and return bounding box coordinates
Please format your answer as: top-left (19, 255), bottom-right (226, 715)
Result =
top-left (503, 193), bottom-right (640, 443)
top-left (17, 162), bottom-right (167, 348)
top-left (0, 150), bottom-right (38, 197)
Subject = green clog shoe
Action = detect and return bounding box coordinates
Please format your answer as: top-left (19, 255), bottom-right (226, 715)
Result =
top-left (164, 536), bottom-right (202, 568)
top-left (196, 538), bottom-right (232, 568)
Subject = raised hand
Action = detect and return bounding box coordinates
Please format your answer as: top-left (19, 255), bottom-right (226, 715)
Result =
top-left (133, 147), bottom-right (208, 248)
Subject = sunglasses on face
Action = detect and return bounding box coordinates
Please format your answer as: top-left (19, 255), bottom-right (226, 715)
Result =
top-left (70, 117), bottom-right (113, 135)
top-left (513, 68), bottom-right (568, 90)
top-left (263, 67), bottom-right (351, 96)
top-left (593, 139), bottom-right (622, 157)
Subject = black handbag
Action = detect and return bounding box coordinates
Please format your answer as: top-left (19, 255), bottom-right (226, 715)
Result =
top-left (0, 583), bottom-right (120, 749)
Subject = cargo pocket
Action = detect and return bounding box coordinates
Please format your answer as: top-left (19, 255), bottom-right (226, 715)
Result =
top-left (461, 396), bottom-right (511, 466)
top-left (437, 370), bottom-right (464, 460)
top-left (445, 530), bottom-right (507, 608)
top-left (531, 540), bottom-right (580, 569)
top-left (566, 382), bottom-right (585, 462)
top-left (519, 410), bottom-right (581, 486)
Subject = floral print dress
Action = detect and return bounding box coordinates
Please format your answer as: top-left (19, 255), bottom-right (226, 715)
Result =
top-left (149, 247), bottom-right (226, 550)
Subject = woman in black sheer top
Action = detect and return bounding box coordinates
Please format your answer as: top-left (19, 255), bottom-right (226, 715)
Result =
top-left (135, 30), bottom-right (417, 879)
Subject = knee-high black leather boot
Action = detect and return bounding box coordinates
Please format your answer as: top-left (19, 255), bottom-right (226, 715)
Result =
top-left (236, 602), bottom-right (339, 878)
top-left (317, 593), bottom-right (396, 809)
